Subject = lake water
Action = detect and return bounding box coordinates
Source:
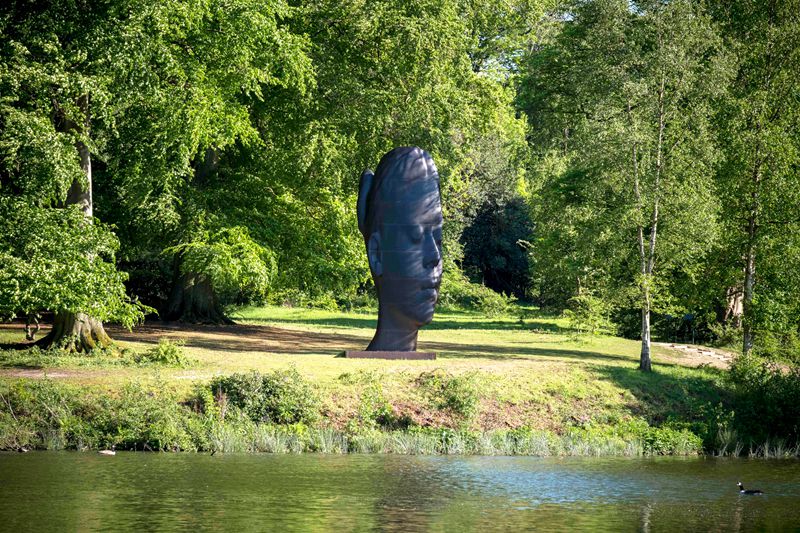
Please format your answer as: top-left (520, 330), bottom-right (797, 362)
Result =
top-left (1, 453), bottom-right (798, 531)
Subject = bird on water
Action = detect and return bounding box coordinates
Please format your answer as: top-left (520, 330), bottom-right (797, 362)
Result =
top-left (738, 482), bottom-right (763, 495)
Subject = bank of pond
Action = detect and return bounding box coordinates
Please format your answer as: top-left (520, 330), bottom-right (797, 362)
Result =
top-left (0, 363), bottom-right (797, 457)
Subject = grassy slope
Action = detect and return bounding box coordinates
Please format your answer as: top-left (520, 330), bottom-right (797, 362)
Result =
top-left (0, 305), bottom-right (728, 434)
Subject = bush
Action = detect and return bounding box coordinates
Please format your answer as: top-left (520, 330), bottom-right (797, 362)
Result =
top-left (93, 383), bottom-right (195, 451)
top-left (0, 380), bottom-right (199, 451)
top-left (417, 369), bottom-right (480, 423)
top-left (727, 354), bottom-right (800, 443)
top-left (136, 338), bottom-right (192, 367)
top-left (563, 293), bottom-right (616, 335)
top-left (438, 269), bottom-right (512, 317)
top-left (268, 288), bottom-right (342, 311)
top-left (708, 322), bottom-right (742, 349)
top-left (209, 367), bottom-right (320, 425)
top-left (752, 330), bottom-right (800, 364)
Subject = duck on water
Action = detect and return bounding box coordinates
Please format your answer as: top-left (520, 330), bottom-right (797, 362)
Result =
top-left (738, 482), bottom-right (763, 495)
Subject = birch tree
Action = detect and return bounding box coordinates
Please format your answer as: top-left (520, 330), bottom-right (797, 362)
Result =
top-left (520, 0), bottom-right (729, 370)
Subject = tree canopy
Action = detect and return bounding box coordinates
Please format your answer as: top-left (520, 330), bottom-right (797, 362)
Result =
top-left (2, 0), bottom-right (800, 366)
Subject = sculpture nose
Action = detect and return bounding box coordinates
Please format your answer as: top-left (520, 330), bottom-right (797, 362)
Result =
top-left (423, 231), bottom-right (441, 269)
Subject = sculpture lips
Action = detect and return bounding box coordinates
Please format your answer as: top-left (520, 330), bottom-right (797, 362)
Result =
top-left (422, 278), bottom-right (441, 290)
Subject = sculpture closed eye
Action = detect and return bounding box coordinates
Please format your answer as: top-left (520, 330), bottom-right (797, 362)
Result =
top-left (356, 147), bottom-right (443, 353)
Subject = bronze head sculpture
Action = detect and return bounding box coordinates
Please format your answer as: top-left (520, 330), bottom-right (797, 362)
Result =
top-left (357, 147), bottom-right (443, 352)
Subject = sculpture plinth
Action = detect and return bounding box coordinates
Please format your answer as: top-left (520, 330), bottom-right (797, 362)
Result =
top-left (344, 351), bottom-right (436, 360)
top-left (357, 147), bottom-right (443, 353)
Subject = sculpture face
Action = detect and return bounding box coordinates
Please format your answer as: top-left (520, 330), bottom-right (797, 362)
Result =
top-left (358, 147), bottom-right (443, 351)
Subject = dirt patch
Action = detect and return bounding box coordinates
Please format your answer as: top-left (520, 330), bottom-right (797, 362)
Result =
top-left (655, 342), bottom-right (734, 369)
top-left (2, 369), bottom-right (91, 379)
top-left (107, 322), bottom-right (369, 355)
top-left (0, 321), bottom-right (369, 355)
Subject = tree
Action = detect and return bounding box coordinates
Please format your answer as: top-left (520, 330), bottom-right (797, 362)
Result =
top-left (519, 0), bottom-right (730, 370)
top-left (94, 0), bottom-right (313, 322)
top-left (0, 0), bottom-right (149, 350)
top-left (711, 0), bottom-right (800, 356)
top-left (461, 197), bottom-right (534, 298)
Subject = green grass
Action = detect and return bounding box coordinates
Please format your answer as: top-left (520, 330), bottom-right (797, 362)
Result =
top-left (0, 305), bottom-right (728, 439)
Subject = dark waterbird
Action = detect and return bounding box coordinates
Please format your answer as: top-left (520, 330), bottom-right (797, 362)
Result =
top-left (738, 482), bottom-right (763, 495)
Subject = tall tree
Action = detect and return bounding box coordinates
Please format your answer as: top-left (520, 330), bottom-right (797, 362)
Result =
top-left (519, 0), bottom-right (729, 370)
top-left (0, 0), bottom-right (148, 350)
top-left (711, 0), bottom-right (800, 356)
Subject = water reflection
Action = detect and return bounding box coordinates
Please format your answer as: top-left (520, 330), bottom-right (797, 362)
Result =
top-left (0, 454), bottom-right (798, 531)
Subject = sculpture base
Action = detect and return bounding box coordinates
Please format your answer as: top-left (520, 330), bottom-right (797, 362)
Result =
top-left (343, 351), bottom-right (436, 360)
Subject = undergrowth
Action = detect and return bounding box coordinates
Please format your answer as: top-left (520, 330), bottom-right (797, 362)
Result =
top-left (1, 375), bottom-right (786, 457)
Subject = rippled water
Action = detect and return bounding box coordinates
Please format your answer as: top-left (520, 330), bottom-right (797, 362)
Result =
top-left (1, 453), bottom-right (798, 531)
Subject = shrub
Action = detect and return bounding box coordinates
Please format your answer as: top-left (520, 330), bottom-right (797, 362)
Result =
top-left (416, 369), bottom-right (480, 423)
top-left (355, 382), bottom-right (393, 430)
top-left (268, 288), bottom-right (341, 311)
top-left (563, 293), bottom-right (616, 335)
top-left (209, 367), bottom-right (320, 425)
top-left (708, 322), bottom-right (742, 349)
top-left (727, 354), bottom-right (800, 443)
top-left (438, 270), bottom-right (512, 316)
top-left (136, 338), bottom-right (192, 367)
top-left (93, 383), bottom-right (195, 451)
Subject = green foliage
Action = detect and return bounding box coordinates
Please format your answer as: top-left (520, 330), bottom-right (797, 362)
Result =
top-left (439, 268), bottom-right (513, 316)
top-left (354, 382), bottom-right (395, 431)
top-left (0, 199), bottom-right (150, 327)
top-left (727, 355), bottom-right (800, 444)
top-left (612, 418), bottom-right (704, 455)
top-left (268, 288), bottom-right (343, 311)
top-left (417, 369), bottom-right (480, 423)
top-left (710, 0), bottom-right (800, 355)
top-left (563, 293), bottom-right (616, 335)
top-left (0, 345), bottom-right (138, 369)
top-left (167, 227), bottom-right (277, 306)
top-left (0, 380), bottom-right (198, 451)
top-left (135, 338), bottom-right (192, 367)
top-left (519, 0), bottom-right (729, 347)
top-left (461, 198), bottom-right (534, 299)
top-left (209, 367), bottom-right (320, 425)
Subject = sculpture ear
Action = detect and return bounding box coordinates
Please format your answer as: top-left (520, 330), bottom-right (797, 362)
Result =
top-left (367, 232), bottom-right (382, 277)
top-left (357, 169), bottom-right (374, 236)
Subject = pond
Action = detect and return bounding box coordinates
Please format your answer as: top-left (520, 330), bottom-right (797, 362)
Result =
top-left (1, 453), bottom-right (798, 531)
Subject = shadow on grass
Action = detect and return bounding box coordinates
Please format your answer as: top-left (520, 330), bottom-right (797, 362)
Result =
top-left (0, 360), bottom-right (45, 370)
top-left (241, 315), bottom-right (571, 334)
top-left (592, 363), bottom-right (730, 426)
top-left (103, 322), bottom-right (636, 363)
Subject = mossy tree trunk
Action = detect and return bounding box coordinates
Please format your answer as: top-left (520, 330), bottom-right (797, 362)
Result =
top-left (35, 312), bottom-right (112, 352)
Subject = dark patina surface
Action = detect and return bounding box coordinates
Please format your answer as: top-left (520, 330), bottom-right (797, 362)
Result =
top-left (357, 147), bottom-right (443, 353)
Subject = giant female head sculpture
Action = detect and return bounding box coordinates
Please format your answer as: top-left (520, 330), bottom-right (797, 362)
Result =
top-left (357, 147), bottom-right (443, 351)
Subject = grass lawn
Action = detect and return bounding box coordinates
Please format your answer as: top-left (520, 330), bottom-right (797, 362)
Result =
top-left (0, 305), bottom-right (729, 434)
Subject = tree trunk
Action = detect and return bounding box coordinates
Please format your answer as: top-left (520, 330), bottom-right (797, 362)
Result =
top-left (640, 298), bottom-right (652, 372)
top-left (165, 272), bottom-right (234, 324)
top-left (35, 312), bottom-right (112, 353)
top-left (39, 94), bottom-right (112, 351)
top-left (635, 76), bottom-right (665, 373)
top-left (742, 215), bottom-right (757, 355)
top-left (742, 153), bottom-right (762, 356)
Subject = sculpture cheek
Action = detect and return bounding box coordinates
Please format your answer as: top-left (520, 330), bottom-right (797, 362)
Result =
top-left (368, 233), bottom-right (382, 277)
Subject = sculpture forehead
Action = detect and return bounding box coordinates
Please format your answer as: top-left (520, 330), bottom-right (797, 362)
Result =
top-left (374, 178), bottom-right (442, 225)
